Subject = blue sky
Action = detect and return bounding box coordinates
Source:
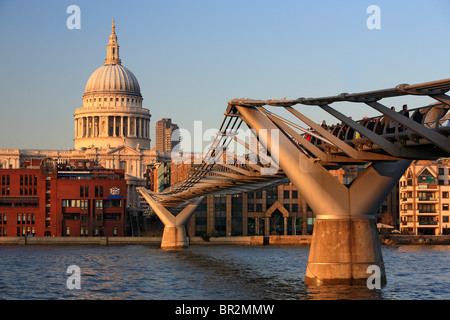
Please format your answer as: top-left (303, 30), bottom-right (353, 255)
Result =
top-left (0, 0), bottom-right (449, 150)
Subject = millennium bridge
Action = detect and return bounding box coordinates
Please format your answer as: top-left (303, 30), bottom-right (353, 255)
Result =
top-left (138, 77), bottom-right (450, 286)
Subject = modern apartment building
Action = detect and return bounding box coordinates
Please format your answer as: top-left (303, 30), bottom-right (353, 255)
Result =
top-left (399, 160), bottom-right (450, 235)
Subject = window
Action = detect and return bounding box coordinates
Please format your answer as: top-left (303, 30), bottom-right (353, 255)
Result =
top-left (80, 186), bottom-right (84, 197)
top-left (81, 200), bottom-right (88, 210)
top-left (113, 226), bottom-right (117, 236)
top-left (256, 204), bottom-right (262, 212)
top-left (17, 213), bottom-right (21, 224)
top-left (62, 200), bottom-right (81, 208)
top-left (95, 200), bottom-right (103, 209)
top-left (292, 204), bottom-right (298, 212)
top-left (417, 169), bottom-right (436, 184)
top-left (292, 190), bottom-right (298, 199)
top-left (247, 203), bottom-right (254, 212)
top-left (85, 186), bottom-right (89, 197)
top-left (103, 199), bottom-right (121, 208)
top-left (284, 190), bottom-right (290, 199)
top-left (443, 204), bottom-right (449, 211)
top-left (443, 192), bottom-right (449, 199)
top-left (444, 216), bottom-right (449, 223)
top-left (100, 186), bottom-right (103, 197)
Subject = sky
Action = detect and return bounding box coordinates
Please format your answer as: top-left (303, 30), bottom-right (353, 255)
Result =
top-left (0, 0), bottom-right (449, 150)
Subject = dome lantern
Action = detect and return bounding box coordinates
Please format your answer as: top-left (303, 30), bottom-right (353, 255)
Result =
top-left (105, 19), bottom-right (121, 65)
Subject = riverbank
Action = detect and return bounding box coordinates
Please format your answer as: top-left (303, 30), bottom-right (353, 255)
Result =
top-left (1, 235), bottom-right (450, 246)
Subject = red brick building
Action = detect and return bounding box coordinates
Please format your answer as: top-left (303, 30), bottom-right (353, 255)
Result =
top-left (0, 158), bottom-right (127, 237)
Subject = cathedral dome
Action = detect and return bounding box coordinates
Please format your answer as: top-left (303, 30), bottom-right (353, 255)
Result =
top-left (83, 19), bottom-right (141, 98)
top-left (84, 64), bottom-right (141, 96)
top-left (74, 19), bottom-right (151, 152)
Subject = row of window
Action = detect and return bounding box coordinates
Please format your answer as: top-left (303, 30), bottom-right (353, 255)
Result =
top-left (79, 186), bottom-right (105, 198)
top-left (85, 97), bottom-right (139, 103)
top-left (247, 203), bottom-right (300, 213)
top-left (17, 213), bottom-right (35, 224)
top-left (20, 175), bottom-right (37, 186)
top-left (20, 188), bottom-right (37, 196)
top-left (1, 175), bottom-right (10, 186)
top-left (401, 216), bottom-right (449, 223)
top-left (65, 226), bottom-right (118, 236)
top-left (401, 179), bottom-right (449, 186)
top-left (247, 190), bottom-right (299, 199)
top-left (401, 191), bottom-right (449, 199)
top-left (62, 199), bottom-right (121, 208)
top-left (401, 203), bottom-right (450, 212)
top-left (0, 213), bottom-right (37, 225)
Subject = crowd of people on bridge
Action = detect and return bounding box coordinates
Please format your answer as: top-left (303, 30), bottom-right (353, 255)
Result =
top-left (302, 102), bottom-right (450, 145)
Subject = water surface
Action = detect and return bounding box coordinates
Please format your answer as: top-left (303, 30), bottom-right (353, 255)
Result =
top-left (0, 244), bottom-right (448, 300)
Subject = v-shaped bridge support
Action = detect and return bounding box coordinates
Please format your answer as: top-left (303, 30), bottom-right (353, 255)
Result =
top-left (138, 189), bottom-right (204, 248)
top-left (236, 105), bottom-right (411, 286)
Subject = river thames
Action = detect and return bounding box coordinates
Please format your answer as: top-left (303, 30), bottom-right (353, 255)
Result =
top-left (0, 244), bottom-right (448, 300)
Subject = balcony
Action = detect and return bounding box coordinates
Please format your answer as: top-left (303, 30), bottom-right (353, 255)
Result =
top-left (418, 209), bottom-right (437, 214)
top-left (417, 184), bottom-right (438, 190)
top-left (418, 221), bottom-right (438, 226)
top-left (418, 197), bottom-right (438, 202)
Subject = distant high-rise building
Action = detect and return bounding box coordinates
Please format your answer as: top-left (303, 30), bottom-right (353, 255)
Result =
top-left (155, 118), bottom-right (179, 153)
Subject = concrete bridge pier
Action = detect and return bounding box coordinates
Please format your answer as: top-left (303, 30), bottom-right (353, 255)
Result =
top-left (137, 190), bottom-right (204, 249)
top-left (305, 218), bottom-right (385, 286)
top-left (236, 105), bottom-right (411, 286)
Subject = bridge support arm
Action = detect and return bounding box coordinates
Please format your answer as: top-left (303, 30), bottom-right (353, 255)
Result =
top-left (138, 189), bottom-right (204, 248)
top-left (235, 104), bottom-right (410, 286)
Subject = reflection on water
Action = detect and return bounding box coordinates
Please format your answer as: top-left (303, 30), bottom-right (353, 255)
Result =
top-left (0, 244), bottom-right (448, 300)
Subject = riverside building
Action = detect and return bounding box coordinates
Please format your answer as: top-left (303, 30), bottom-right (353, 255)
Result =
top-left (0, 158), bottom-right (127, 237)
top-left (0, 20), bottom-right (157, 209)
top-left (399, 159), bottom-right (450, 235)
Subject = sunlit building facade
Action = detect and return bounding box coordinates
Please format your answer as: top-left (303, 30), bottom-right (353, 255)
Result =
top-left (0, 21), bottom-right (157, 208)
top-left (0, 158), bottom-right (127, 237)
top-left (399, 160), bottom-right (450, 235)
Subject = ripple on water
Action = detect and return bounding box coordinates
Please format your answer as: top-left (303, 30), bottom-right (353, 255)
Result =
top-left (0, 244), bottom-right (448, 300)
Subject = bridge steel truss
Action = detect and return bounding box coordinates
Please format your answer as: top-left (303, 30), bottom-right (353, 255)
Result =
top-left (229, 77), bottom-right (450, 286)
top-left (139, 77), bottom-right (450, 285)
top-left (137, 112), bottom-right (288, 248)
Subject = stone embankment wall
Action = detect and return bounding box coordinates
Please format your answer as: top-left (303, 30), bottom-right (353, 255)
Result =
top-left (0, 235), bottom-right (449, 246)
